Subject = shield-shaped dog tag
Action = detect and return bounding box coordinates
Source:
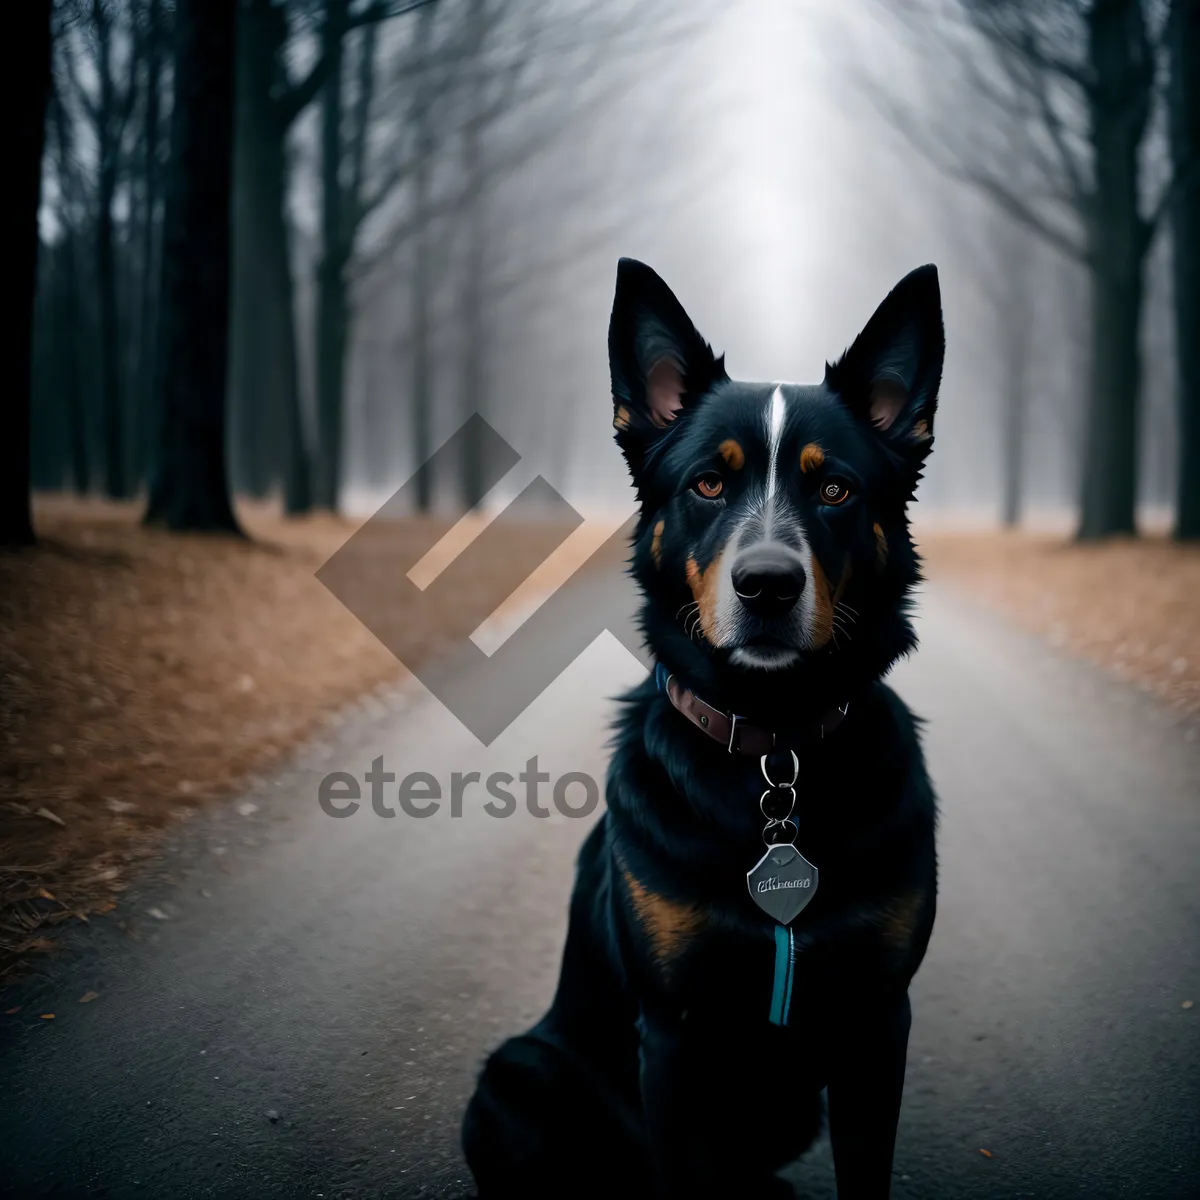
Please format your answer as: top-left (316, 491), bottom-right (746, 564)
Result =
top-left (746, 843), bottom-right (818, 925)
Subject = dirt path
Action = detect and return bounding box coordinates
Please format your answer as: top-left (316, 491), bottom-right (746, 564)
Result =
top-left (920, 531), bottom-right (1200, 723)
top-left (0, 499), bottom-right (582, 979)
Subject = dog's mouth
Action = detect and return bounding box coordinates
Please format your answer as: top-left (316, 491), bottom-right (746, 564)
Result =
top-left (742, 632), bottom-right (793, 651)
top-left (727, 633), bottom-right (803, 672)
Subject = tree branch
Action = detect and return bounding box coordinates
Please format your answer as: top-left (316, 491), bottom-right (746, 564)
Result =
top-left (951, 165), bottom-right (1089, 262)
top-left (1143, 151), bottom-right (1200, 248)
top-left (277, 0), bottom-right (437, 129)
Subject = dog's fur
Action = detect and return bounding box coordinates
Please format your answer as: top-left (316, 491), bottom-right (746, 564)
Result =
top-left (462, 260), bottom-right (943, 1199)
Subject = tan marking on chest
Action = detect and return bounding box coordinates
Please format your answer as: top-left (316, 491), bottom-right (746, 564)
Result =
top-left (623, 870), bottom-right (706, 968)
top-left (878, 888), bottom-right (925, 952)
top-left (799, 442), bottom-right (825, 474)
top-left (651, 520), bottom-right (665, 568)
top-left (719, 439), bottom-right (745, 470)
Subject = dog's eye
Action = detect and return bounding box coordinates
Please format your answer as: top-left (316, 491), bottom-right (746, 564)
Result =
top-left (819, 479), bottom-right (851, 506)
top-left (694, 474), bottom-right (724, 499)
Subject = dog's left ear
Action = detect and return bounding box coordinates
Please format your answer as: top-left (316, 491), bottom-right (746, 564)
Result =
top-left (825, 264), bottom-right (944, 455)
top-left (608, 258), bottom-right (726, 477)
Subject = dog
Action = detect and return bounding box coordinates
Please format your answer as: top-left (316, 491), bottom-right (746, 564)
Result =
top-left (462, 259), bottom-right (942, 1199)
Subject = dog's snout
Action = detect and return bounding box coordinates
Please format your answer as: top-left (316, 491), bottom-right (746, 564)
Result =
top-left (732, 545), bottom-right (806, 618)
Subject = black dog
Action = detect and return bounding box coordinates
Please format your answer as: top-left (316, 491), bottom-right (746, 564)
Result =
top-left (462, 259), bottom-right (942, 1199)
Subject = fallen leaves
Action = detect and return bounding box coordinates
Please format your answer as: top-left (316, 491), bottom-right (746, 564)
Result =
top-left (40, 1013), bottom-right (55, 1020)
top-left (979, 1149), bottom-right (993, 1159)
top-left (2, 501), bottom-right (586, 983)
top-left (78, 991), bottom-right (99, 1004)
top-left (922, 532), bottom-right (1200, 723)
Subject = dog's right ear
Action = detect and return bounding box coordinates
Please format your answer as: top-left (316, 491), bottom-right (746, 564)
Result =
top-left (608, 258), bottom-right (725, 479)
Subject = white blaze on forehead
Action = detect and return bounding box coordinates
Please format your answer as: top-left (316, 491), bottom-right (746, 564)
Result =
top-left (764, 385), bottom-right (787, 503)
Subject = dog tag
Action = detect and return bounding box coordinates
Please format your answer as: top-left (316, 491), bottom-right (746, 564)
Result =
top-left (746, 843), bottom-right (818, 925)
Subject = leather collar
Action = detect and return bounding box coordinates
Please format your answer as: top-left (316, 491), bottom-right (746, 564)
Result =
top-left (654, 663), bottom-right (849, 756)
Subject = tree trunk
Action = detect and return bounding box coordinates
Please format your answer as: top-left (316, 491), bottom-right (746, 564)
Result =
top-left (1079, 259), bottom-right (1142, 538)
top-left (999, 314), bottom-right (1031, 527)
top-left (277, 230), bottom-right (313, 515)
top-left (31, 236), bottom-right (61, 488)
top-left (3, 0), bottom-right (52, 544)
top-left (229, 0), bottom-right (312, 513)
top-left (997, 227), bottom-right (1032, 528)
top-left (145, 0), bottom-right (241, 534)
top-left (458, 0), bottom-right (488, 510)
top-left (1077, 0), bottom-right (1152, 540)
top-left (132, 0), bottom-right (163, 493)
top-left (231, 0), bottom-right (280, 498)
top-left (94, 1), bottom-right (129, 499)
top-left (312, 0), bottom-right (349, 512)
top-left (410, 5), bottom-right (436, 513)
top-left (49, 89), bottom-right (91, 494)
top-left (1170, 0), bottom-right (1200, 539)
top-left (313, 255), bottom-right (349, 510)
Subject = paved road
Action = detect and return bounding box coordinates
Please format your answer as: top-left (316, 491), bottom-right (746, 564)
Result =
top-left (2, 579), bottom-right (1198, 1199)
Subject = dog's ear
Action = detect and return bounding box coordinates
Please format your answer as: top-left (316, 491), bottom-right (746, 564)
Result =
top-left (608, 258), bottom-right (725, 477)
top-left (825, 265), bottom-right (944, 457)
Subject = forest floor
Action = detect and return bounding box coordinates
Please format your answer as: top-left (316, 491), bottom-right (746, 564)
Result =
top-left (0, 497), bottom-right (601, 983)
top-left (2, 505), bottom-right (1196, 983)
top-left (920, 530), bottom-right (1200, 724)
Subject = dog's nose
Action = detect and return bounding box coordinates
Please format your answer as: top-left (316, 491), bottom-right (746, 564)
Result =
top-left (732, 546), bottom-right (806, 618)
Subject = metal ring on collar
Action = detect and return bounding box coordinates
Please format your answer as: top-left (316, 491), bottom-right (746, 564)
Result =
top-left (759, 749), bottom-right (799, 789)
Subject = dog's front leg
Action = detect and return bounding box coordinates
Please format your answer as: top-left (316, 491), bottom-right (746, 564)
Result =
top-left (637, 1011), bottom-right (793, 1200)
top-left (826, 991), bottom-right (912, 1199)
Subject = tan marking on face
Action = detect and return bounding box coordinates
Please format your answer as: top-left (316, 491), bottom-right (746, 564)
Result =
top-left (613, 404), bottom-right (631, 431)
top-left (718, 439), bottom-right (745, 470)
top-left (651, 520), bottom-right (665, 569)
top-left (873, 522), bottom-right (888, 570)
top-left (799, 442), bottom-right (825, 474)
top-left (685, 551), bottom-right (724, 641)
top-left (623, 870), bottom-right (705, 969)
top-left (808, 555), bottom-right (835, 648)
top-left (878, 888), bottom-right (925, 952)
top-left (911, 418), bottom-right (930, 443)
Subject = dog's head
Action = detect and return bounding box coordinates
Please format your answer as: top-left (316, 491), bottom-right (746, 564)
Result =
top-left (610, 258), bottom-right (944, 715)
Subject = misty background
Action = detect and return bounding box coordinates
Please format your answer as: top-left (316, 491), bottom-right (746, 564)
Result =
top-left (17, 0), bottom-right (1198, 539)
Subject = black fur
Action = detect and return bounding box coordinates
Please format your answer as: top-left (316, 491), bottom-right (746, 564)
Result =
top-left (463, 260), bottom-right (943, 1199)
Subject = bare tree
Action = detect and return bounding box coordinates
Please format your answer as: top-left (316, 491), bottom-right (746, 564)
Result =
top-left (4, 0), bottom-right (53, 544)
top-left (1168, 0), bottom-right (1200, 538)
top-left (874, 0), bottom-right (1182, 538)
top-left (46, 72), bottom-right (92, 495)
top-left (229, 0), bottom-right (433, 514)
top-left (407, 4), bottom-right (438, 513)
top-left (67, 0), bottom-right (141, 499)
top-left (312, 2), bottom-right (388, 510)
top-left (995, 222), bottom-right (1037, 527)
top-left (145, 0), bottom-right (241, 532)
top-left (130, 0), bottom-right (166, 488)
top-left (339, 0), bottom-right (713, 512)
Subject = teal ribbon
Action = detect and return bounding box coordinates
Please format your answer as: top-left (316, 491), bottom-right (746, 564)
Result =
top-left (768, 924), bottom-right (795, 1026)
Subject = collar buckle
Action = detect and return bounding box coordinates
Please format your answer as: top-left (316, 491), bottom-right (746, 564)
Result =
top-left (727, 712), bottom-right (742, 754)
